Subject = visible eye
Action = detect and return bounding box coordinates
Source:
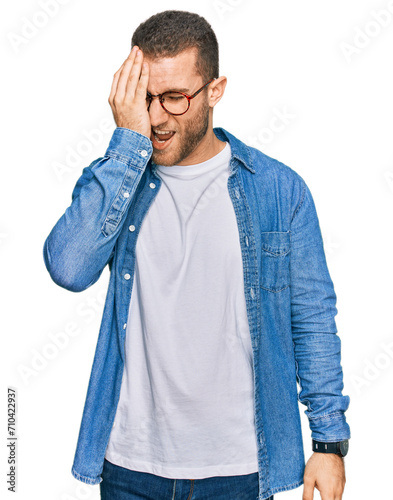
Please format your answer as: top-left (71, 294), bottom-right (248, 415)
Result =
top-left (163, 93), bottom-right (185, 101)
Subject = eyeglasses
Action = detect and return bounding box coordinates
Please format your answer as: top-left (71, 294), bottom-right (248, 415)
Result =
top-left (146, 78), bottom-right (215, 116)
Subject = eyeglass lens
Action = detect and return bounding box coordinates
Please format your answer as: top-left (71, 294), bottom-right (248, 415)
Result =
top-left (146, 92), bottom-right (188, 114)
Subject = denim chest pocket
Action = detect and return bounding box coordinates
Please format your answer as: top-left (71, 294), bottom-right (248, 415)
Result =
top-left (260, 231), bottom-right (291, 292)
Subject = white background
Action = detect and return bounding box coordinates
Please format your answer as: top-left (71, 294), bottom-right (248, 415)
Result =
top-left (2, 0), bottom-right (393, 499)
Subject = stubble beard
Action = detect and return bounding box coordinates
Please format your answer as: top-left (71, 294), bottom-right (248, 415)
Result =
top-left (151, 98), bottom-right (210, 167)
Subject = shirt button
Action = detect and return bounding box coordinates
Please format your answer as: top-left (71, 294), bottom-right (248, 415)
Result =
top-left (149, 182), bottom-right (156, 189)
top-left (140, 150), bottom-right (148, 157)
top-left (124, 192), bottom-right (130, 198)
top-left (123, 323), bottom-right (127, 330)
top-left (235, 189), bottom-right (240, 199)
top-left (124, 273), bottom-right (131, 280)
top-left (250, 287), bottom-right (255, 299)
top-left (129, 225), bottom-right (135, 232)
top-left (245, 235), bottom-right (249, 246)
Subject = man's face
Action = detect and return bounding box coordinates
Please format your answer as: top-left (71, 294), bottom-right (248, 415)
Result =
top-left (144, 48), bottom-right (211, 166)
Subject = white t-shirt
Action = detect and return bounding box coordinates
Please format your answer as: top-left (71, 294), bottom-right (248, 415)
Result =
top-left (105, 141), bottom-right (259, 479)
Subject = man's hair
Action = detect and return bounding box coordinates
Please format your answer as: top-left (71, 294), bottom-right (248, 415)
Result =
top-left (131, 10), bottom-right (219, 82)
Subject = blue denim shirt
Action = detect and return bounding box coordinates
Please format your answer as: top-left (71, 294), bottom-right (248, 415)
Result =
top-left (43, 127), bottom-right (350, 500)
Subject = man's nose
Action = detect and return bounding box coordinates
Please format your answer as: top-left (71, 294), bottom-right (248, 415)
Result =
top-left (148, 98), bottom-right (169, 127)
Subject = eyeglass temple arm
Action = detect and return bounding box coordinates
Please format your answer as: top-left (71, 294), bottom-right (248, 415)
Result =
top-left (190, 78), bottom-right (216, 99)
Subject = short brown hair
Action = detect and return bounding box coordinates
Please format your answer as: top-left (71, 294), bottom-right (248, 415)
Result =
top-left (131, 10), bottom-right (219, 82)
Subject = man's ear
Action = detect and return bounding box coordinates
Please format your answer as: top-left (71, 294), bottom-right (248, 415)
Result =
top-left (208, 76), bottom-right (227, 108)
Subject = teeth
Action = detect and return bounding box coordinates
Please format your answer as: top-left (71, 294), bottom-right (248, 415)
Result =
top-left (154, 130), bottom-right (173, 135)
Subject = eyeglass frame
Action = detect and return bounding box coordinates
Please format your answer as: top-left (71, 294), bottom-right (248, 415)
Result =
top-left (146, 78), bottom-right (216, 116)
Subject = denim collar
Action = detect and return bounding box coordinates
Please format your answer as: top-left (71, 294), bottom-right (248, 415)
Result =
top-left (213, 127), bottom-right (255, 174)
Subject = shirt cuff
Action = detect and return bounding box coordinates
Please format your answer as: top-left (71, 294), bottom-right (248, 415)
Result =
top-left (309, 412), bottom-right (351, 442)
top-left (104, 127), bottom-right (153, 169)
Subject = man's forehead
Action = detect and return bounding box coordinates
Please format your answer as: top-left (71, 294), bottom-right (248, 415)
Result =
top-left (145, 48), bottom-right (200, 92)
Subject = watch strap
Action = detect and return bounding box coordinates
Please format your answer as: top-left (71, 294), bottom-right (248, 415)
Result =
top-left (312, 440), bottom-right (341, 455)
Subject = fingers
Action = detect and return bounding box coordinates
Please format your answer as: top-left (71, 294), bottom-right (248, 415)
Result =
top-left (108, 46), bottom-right (138, 105)
top-left (124, 49), bottom-right (144, 98)
top-left (302, 481), bottom-right (314, 500)
top-left (135, 61), bottom-right (149, 98)
top-left (115, 46), bottom-right (140, 101)
top-left (320, 489), bottom-right (344, 500)
top-left (107, 45), bottom-right (151, 136)
top-left (108, 62), bottom-right (124, 104)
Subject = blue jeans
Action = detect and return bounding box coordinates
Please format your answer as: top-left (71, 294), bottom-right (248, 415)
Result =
top-left (100, 458), bottom-right (274, 500)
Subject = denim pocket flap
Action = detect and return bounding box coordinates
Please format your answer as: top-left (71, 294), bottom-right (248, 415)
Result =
top-left (260, 231), bottom-right (291, 292)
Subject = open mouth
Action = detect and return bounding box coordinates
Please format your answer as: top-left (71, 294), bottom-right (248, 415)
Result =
top-left (151, 130), bottom-right (176, 150)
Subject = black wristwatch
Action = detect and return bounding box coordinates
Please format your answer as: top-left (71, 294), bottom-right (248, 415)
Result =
top-left (312, 439), bottom-right (349, 457)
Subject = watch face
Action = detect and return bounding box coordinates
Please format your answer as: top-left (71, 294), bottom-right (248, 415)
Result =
top-left (339, 440), bottom-right (349, 457)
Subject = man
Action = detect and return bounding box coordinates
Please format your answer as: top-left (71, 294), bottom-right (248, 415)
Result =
top-left (43, 10), bottom-right (351, 500)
